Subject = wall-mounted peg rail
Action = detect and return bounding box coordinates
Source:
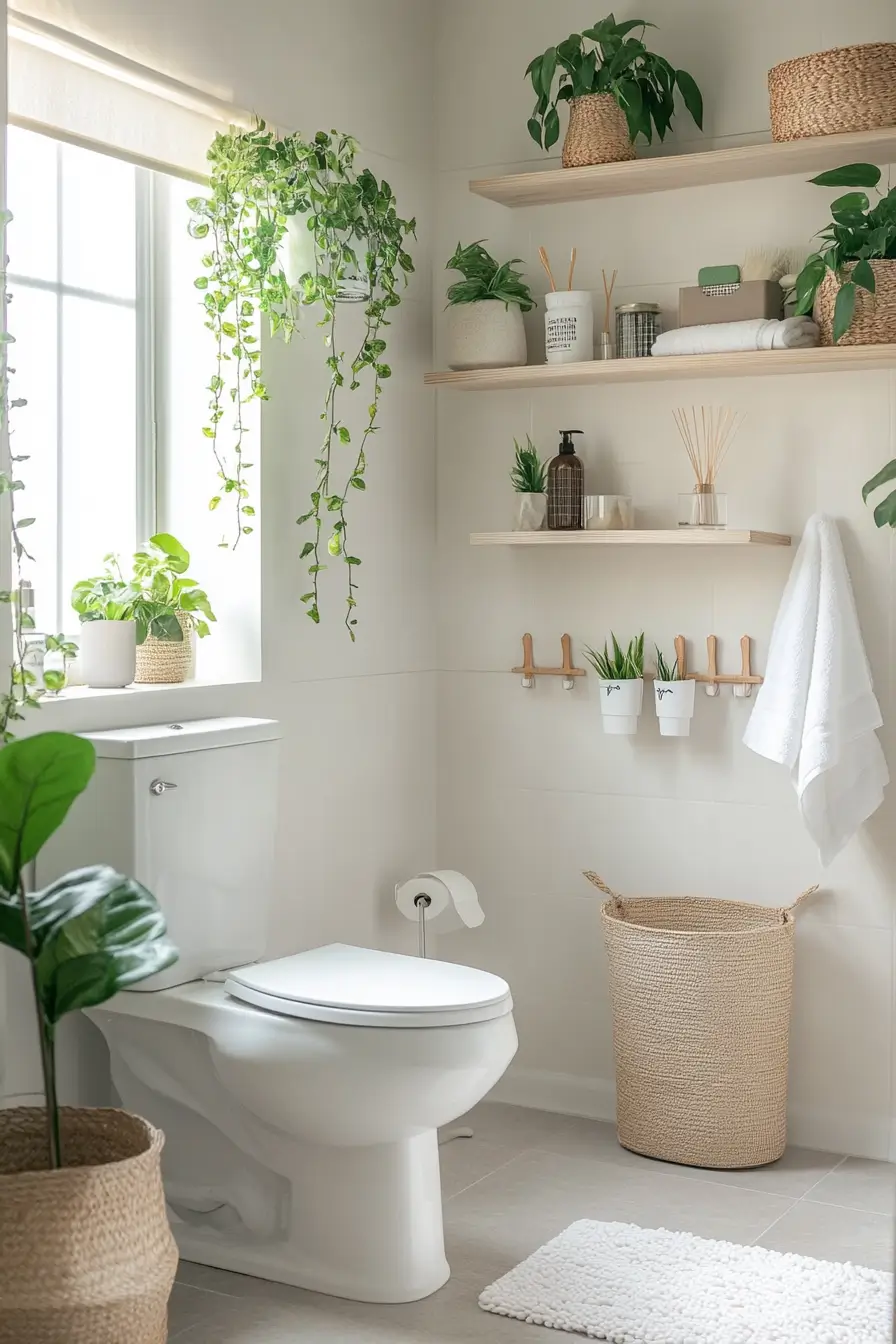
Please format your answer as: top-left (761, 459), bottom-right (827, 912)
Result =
top-left (513, 634), bottom-right (586, 690)
top-left (675, 634), bottom-right (762, 698)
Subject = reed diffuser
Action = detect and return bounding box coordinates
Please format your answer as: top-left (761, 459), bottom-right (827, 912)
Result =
top-left (673, 406), bottom-right (744, 528)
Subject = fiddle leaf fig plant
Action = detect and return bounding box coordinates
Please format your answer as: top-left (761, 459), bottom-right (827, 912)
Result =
top-left (526, 14), bottom-right (704, 150)
top-left (188, 122), bottom-right (415, 637)
top-left (795, 162), bottom-right (896, 343)
top-left (0, 732), bottom-right (177, 1168)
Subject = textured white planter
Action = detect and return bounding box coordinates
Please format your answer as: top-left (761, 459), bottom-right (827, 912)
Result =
top-left (654, 678), bottom-right (696, 737)
top-left (514, 493), bottom-right (546, 531)
top-left (446, 302), bottom-right (527, 371)
top-left (599, 678), bottom-right (644, 735)
top-left (79, 619), bottom-right (136, 689)
top-left (544, 290), bottom-right (594, 364)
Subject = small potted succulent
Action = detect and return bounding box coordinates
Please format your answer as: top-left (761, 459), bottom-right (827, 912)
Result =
top-left (794, 162), bottom-right (896, 345)
top-left (445, 241), bottom-right (535, 370)
top-left (653, 646), bottom-right (696, 737)
top-left (584, 632), bottom-right (645, 735)
top-left (511, 436), bottom-right (547, 530)
top-left (526, 15), bottom-right (704, 168)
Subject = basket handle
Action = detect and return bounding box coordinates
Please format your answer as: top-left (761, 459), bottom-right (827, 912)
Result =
top-left (583, 871), bottom-right (625, 915)
top-left (786, 884), bottom-right (819, 916)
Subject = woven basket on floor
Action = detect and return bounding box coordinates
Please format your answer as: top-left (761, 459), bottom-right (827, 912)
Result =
top-left (586, 873), bottom-right (817, 1170)
top-left (813, 260), bottom-right (896, 346)
top-left (768, 43), bottom-right (896, 141)
top-left (562, 93), bottom-right (635, 168)
top-left (135, 609), bottom-right (193, 684)
top-left (0, 1107), bottom-right (177, 1344)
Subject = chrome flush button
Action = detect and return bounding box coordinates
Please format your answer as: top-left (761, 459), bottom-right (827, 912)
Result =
top-left (149, 779), bottom-right (178, 796)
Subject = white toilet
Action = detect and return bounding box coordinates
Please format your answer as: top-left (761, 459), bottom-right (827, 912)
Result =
top-left (51, 718), bottom-right (517, 1304)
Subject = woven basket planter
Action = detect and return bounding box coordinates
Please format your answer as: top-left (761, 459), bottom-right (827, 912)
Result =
top-left (768, 43), bottom-right (896, 141)
top-left (814, 260), bottom-right (896, 346)
top-left (563, 93), bottom-right (635, 168)
top-left (0, 1107), bottom-right (177, 1344)
top-left (135, 609), bottom-right (193, 684)
top-left (586, 873), bottom-right (816, 1170)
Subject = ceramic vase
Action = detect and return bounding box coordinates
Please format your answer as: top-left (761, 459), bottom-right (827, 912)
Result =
top-left (654, 679), bottom-right (696, 737)
top-left (514, 493), bottom-right (546, 531)
top-left (79, 620), bottom-right (136, 689)
top-left (544, 290), bottom-right (594, 364)
top-left (599, 678), bottom-right (644, 736)
top-left (446, 302), bottom-right (527, 371)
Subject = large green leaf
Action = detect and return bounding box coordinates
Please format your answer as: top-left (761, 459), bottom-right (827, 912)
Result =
top-left (832, 280), bottom-right (857, 343)
top-left (675, 68), bottom-right (703, 129)
top-left (0, 734), bottom-right (96, 891)
top-left (872, 488), bottom-right (896, 529)
top-left (852, 258), bottom-right (876, 293)
top-left (862, 457), bottom-right (896, 504)
top-left (33, 866), bottom-right (177, 1023)
top-left (794, 253), bottom-right (825, 316)
top-left (830, 191), bottom-right (870, 218)
top-left (809, 163), bottom-right (882, 189)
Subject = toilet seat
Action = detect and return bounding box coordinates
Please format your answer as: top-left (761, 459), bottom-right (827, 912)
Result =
top-left (224, 942), bottom-right (513, 1028)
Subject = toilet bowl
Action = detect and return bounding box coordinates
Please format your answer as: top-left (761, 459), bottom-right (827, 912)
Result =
top-left (87, 942), bottom-right (517, 1303)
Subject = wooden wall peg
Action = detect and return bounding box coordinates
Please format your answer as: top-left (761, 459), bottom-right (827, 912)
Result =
top-left (512, 633), bottom-right (586, 690)
top-left (673, 634), bottom-right (763, 697)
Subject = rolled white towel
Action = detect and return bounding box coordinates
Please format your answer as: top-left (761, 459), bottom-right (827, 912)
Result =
top-left (652, 316), bottom-right (819, 357)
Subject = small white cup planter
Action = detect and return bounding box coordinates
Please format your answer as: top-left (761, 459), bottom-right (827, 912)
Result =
top-left (446, 301), bottom-right (527, 370)
top-left (654, 678), bottom-right (697, 737)
top-left (79, 619), bottom-right (136, 689)
top-left (599, 678), bottom-right (644, 735)
top-left (514, 492), bottom-right (546, 531)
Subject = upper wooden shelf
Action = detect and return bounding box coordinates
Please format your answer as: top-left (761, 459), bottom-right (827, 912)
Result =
top-left (469, 127), bottom-right (896, 207)
top-left (425, 344), bottom-right (896, 391)
top-left (471, 530), bottom-right (791, 547)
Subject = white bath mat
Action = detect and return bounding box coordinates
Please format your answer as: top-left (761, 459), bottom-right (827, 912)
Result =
top-left (479, 1219), bottom-right (892, 1343)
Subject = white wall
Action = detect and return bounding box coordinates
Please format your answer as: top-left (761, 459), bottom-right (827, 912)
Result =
top-left (0, 0), bottom-right (437, 1103)
top-left (432, 0), bottom-right (896, 1159)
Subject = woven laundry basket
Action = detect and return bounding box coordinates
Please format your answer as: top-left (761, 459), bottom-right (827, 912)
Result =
top-left (814, 260), bottom-right (896, 346)
top-left (768, 43), bottom-right (896, 141)
top-left (135, 609), bottom-right (193, 684)
top-left (563, 93), bottom-right (636, 168)
top-left (586, 873), bottom-right (817, 1169)
top-left (0, 1107), bottom-right (177, 1344)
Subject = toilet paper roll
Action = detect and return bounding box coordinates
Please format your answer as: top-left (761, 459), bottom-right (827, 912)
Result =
top-left (394, 871), bottom-right (484, 930)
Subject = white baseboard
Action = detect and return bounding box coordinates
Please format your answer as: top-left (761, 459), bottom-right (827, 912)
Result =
top-left (489, 1065), bottom-right (617, 1123)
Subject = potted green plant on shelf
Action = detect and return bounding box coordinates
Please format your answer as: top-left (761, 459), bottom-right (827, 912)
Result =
top-left (795, 162), bottom-right (896, 345)
top-left (526, 15), bottom-right (704, 168)
top-left (511, 435), bottom-right (548, 531)
top-left (653, 645), bottom-right (695, 737)
top-left (72, 534), bottom-right (216, 687)
top-left (0, 732), bottom-right (178, 1342)
top-left (445, 241), bottom-right (535, 371)
top-left (584, 632), bottom-right (645, 735)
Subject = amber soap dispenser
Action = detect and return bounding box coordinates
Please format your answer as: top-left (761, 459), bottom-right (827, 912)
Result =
top-left (546, 429), bottom-right (584, 530)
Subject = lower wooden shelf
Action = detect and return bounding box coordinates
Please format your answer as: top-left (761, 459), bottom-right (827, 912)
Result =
top-left (470, 529), bottom-right (791, 547)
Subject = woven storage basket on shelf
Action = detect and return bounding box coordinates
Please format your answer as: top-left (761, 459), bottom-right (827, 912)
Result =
top-left (134, 609), bottom-right (193, 684)
top-left (0, 1107), bottom-right (177, 1344)
top-left (768, 43), bottom-right (896, 141)
top-left (813, 260), bottom-right (896, 346)
top-left (586, 872), bottom-right (817, 1170)
top-left (562, 93), bottom-right (635, 168)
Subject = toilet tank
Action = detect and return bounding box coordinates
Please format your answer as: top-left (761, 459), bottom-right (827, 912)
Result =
top-left (36, 717), bottom-right (281, 990)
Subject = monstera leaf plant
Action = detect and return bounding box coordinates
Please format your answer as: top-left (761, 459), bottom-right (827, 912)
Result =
top-left (0, 733), bottom-right (177, 1168)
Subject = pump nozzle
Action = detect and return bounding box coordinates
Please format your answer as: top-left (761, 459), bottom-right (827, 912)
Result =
top-left (558, 429), bottom-right (584, 454)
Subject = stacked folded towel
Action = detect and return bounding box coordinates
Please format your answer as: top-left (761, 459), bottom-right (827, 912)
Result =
top-left (652, 316), bottom-right (820, 357)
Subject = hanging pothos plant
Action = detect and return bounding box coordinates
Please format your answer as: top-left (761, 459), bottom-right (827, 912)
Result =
top-left (187, 123), bottom-right (415, 637)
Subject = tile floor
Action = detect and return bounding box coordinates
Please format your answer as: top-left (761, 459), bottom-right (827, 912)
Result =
top-left (167, 1101), bottom-right (896, 1341)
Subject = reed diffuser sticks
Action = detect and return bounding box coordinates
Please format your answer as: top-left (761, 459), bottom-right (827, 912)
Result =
top-left (673, 405), bottom-right (744, 527)
top-left (601, 267), bottom-right (617, 334)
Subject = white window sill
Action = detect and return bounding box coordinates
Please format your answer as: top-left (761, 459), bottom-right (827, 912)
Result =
top-left (34, 675), bottom-right (260, 716)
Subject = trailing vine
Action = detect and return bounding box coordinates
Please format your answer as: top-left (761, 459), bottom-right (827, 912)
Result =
top-left (188, 124), bottom-right (415, 637)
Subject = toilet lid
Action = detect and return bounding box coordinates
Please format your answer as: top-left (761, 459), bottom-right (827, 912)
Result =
top-left (224, 943), bottom-right (513, 1027)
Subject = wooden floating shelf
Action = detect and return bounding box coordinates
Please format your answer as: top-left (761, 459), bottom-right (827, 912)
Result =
top-left (471, 530), bottom-right (791, 548)
top-left (425, 344), bottom-right (896, 391)
top-left (470, 127), bottom-right (896, 207)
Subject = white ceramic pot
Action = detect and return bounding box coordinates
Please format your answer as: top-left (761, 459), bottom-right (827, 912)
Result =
top-left (79, 619), bottom-right (136, 689)
top-left (654, 678), bottom-right (696, 737)
top-left (446, 302), bottom-right (527, 371)
top-left (514, 493), bottom-right (546, 531)
top-left (544, 290), bottom-right (594, 364)
top-left (599, 677), bottom-right (644, 735)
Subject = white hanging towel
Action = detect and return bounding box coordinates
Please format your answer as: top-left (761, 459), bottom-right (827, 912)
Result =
top-left (743, 513), bottom-right (888, 866)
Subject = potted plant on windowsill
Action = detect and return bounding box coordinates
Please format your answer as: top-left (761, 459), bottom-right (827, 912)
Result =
top-left (445, 241), bottom-right (535, 370)
top-left (653, 646), bottom-right (696, 737)
top-left (0, 732), bottom-right (178, 1342)
top-left (511, 435), bottom-right (547, 530)
top-left (69, 569), bottom-right (138, 689)
top-left (526, 15), bottom-right (704, 168)
top-left (794, 162), bottom-right (896, 345)
top-left (584, 632), bottom-right (645, 735)
top-left (73, 534), bottom-right (216, 687)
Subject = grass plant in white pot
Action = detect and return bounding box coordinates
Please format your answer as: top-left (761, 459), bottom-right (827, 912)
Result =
top-left (585, 632), bottom-right (645, 735)
top-left (445, 241), bottom-right (535, 370)
top-left (511, 435), bottom-right (547, 530)
top-left (654, 645), bottom-right (696, 737)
